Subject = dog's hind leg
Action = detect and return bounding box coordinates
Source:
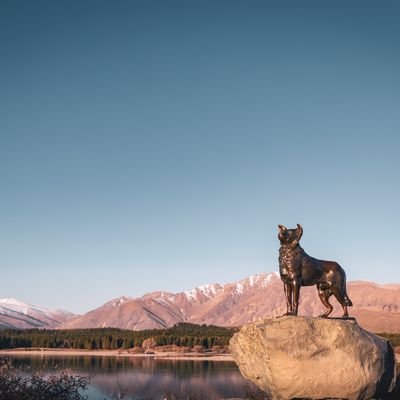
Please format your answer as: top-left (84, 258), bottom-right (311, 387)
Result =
top-left (332, 286), bottom-right (349, 318)
top-left (318, 288), bottom-right (333, 318)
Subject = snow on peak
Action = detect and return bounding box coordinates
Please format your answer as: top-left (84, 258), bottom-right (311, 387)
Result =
top-left (109, 296), bottom-right (133, 307)
top-left (198, 284), bottom-right (222, 297)
top-left (0, 298), bottom-right (34, 315)
top-left (182, 272), bottom-right (279, 300)
top-left (248, 275), bottom-right (257, 286)
top-left (235, 282), bottom-right (244, 294)
top-left (232, 272), bottom-right (279, 295)
top-left (0, 298), bottom-right (72, 317)
top-left (151, 291), bottom-right (178, 305)
top-left (0, 298), bottom-right (30, 306)
top-left (261, 271), bottom-right (279, 287)
top-left (184, 288), bottom-right (198, 301)
top-left (184, 283), bottom-right (222, 301)
top-left (244, 272), bottom-right (279, 287)
top-left (155, 297), bottom-right (172, 307)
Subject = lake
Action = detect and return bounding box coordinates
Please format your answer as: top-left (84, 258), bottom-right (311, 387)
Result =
top-left (6, 355), bottom-right (260, 400)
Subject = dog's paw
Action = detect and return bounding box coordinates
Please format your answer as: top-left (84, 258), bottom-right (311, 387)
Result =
top-left (278, 312), bottom-right (295, 317)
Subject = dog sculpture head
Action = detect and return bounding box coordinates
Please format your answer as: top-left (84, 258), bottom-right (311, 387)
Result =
top-left (278, 224), bottom-right (303, 245)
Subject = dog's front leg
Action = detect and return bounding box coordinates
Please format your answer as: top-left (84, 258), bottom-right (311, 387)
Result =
top-left (284, 283), bottom-right (293, 315)
top-left (292, 280), bottom-right (301, 316)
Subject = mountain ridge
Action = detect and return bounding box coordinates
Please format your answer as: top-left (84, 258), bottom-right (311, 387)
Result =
top-left (3, 274), bottom-right (399, 332)
top-left (59, 272), bottom-right (400, 332)
top-left (0, 298), bottom-right (76, 329)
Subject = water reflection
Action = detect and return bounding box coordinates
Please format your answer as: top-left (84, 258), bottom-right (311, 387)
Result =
top-left (8, 355), bottom-right (257, 400)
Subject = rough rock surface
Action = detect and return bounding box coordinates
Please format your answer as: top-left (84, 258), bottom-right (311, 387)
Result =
top-left (230, 316), bottom-right (396, 400)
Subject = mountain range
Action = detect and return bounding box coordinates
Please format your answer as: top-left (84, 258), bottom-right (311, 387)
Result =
top-left (0, 298), bottom-right (75, 329)
top-left (2, 273), bottom-right (400, 332)
top-left (59, 272), bottom-right (400, 333)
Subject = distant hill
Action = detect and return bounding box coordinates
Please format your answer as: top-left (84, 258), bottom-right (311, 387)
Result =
top-left (59, 272), bottom-right (400, 333)
top-left (0, 298), bottom-right (76, 329)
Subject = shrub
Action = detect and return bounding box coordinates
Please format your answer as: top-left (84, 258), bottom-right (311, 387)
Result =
top-left (192, 345), bottom-right (203, 353)
top-left (129, 346), bottom-right (145, 354)
top-left (142, 337), bottom-right (157, 350)
top-left (0, 359), bottom-right (89, 400)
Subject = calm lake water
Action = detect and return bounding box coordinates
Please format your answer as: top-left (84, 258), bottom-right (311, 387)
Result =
top-left (6, 355), bottom-right (259, 400)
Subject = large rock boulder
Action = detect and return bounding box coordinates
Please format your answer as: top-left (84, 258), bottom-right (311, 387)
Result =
top-left (230, 316), bottom-right (397, 400)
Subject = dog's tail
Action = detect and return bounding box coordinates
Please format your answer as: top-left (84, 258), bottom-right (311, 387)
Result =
top-left (344, 293), bottom-right (353, 307)
top-left (342, 275), bottom-right (353, 307)
top-left (342, 282), bottom-right (353, 307)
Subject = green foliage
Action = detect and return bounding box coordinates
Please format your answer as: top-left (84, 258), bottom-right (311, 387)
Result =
top-left (0, 323), bottom-right (235, 351)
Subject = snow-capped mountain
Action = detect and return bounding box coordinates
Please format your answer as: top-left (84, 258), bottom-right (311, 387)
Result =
top-left (59, 272), bottom-right (280, 330)
top-left (0, 298), bottom-right (76, 329)
top-left (59, 272), bottom-right (400, 333)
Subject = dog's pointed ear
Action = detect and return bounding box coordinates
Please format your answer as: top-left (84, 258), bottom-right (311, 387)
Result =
top-left (296, 224), bottom-right (303, 240)
top-left (278, 225), bottom-right (287, 231)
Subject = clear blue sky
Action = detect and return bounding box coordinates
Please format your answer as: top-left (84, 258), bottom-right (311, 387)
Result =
top-left (1, 1), bottom-right (399, 314)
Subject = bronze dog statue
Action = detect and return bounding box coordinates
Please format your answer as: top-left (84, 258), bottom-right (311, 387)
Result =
top-left (278, 224), bottom-right (352, 318)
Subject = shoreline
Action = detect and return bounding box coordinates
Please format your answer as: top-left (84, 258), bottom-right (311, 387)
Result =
top-left (0, 348), bottom-right (233, 361)
top-left (1, 348), bottom-right (398, 363)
